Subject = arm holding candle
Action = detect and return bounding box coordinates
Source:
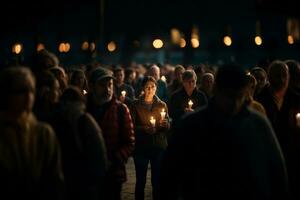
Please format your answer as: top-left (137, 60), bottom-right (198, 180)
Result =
top-left (158, 105), bottom-right (171, 131)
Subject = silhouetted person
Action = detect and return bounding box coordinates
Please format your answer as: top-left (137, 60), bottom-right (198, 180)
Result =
top-left (159, 64), bottom-right (290, 200)
top-left (52, 86), bottom-right (108, 200)
top-left (0, 66), bottom-right (64, 200)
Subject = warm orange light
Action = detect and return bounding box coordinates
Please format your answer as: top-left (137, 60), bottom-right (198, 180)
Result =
top-left (171, 28), bottom-right (181, 44)
top-left (288, 35), bottom-right (294, 44)
top-left (12, 43), bottom-right (22, 54)
top-left (153, 39), bottom-right (163, 49)
top-left (59, 43), bottom-right (65, 53)
top-left (37, 43), bottom-right (45, 52)
top-left (255, 36), bottom-right (262, 46)
top-left (107, 41), bottom-right (117, 52)
top-left (223, 36), bottom-right (232, 46)
top-left (81, 41), bottom-right (89, 51)
top-left (64, 43), bottom-right (71, 52)
top-left (180, 38), bottom-right (186, 48)
top-left (90, 42), bottom-right (96, 51)
top-left (191, 38), bottom-right (199, 48)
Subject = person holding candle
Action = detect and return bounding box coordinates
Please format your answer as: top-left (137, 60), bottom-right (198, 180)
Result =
top-left (129, 76), bottom-right (170, 200)
top-left (169, 69), bottom-right (207, 129)
top-left (113, 67), bottom-right (135, 107)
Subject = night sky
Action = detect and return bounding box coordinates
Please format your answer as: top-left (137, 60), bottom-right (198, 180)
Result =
top-left (1, 0), bottom-right (299, 36)
top-left (1, 0), bottom-right (299, 66)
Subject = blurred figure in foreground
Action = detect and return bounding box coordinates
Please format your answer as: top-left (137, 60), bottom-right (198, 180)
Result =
top-left (159, 64), bottom-right (290, 200)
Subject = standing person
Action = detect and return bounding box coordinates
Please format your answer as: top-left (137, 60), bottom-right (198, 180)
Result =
top-left (159, 64), bottom-right (290, 200)
top-left (167, 65), bottom-right (185, 98)
top-left (52, 86), bottom-right (108, 200)
top-left (148, 64), bottom-right (169, 103)
top-left (130, 76), bottom-right (170, 200)
top-left (0, 66), bottom-right (64, 199)
top-left (86, 67), bottom-right (135, 200)
top-left (113, 67), bottom-right (136, 106)
top-left (257, 61), bottom-right (290, 151)
top-left (169, 70), bottom-right (207, 128)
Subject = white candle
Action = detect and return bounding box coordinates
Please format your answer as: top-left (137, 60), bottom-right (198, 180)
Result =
top-left (160, 108), bottom-right (166, 121)
top-left (188, 100), bottom-right (193, 109)
top-left (121, 90), bottom-right (126, 97)
top-left (296, 113), bottom-right (300, 127)
top-left (150, 116), bottom-right (156, 127)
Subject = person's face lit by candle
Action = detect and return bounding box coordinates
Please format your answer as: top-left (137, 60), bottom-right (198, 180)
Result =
top-left (143, 80), bottom-right (157, 102)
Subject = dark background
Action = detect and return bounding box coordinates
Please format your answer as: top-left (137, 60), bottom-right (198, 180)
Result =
top-left (0, 0), bottom-right (299, 67)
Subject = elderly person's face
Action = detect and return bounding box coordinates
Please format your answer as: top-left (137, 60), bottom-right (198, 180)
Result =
top-left (9, 75), bottom-right (35, 115)
top-left (149, 66), bottom-right (160, 81)
top-left (93, 78), bottom-right (114, 104)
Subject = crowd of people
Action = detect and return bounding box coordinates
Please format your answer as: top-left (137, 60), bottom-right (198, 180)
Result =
top-left (0, 48), bottom-right (300, 200)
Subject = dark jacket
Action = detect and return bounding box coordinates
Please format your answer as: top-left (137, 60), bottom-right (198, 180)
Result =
top-left (0, 113), bottom-right (64, 200)
top-left (159, 98), bottom-right (290, 200)
top-left (87, 96), bottom-right (135, 183)
top-left (130, 95), bottom-right (170, 154)
top-left (169, 87), bottom-right (207, 126)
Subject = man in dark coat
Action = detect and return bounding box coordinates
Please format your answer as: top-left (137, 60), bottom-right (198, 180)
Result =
top-left (159, 64), bottom-right (290, 200)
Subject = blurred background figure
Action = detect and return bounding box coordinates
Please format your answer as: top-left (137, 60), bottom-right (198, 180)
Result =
top-left (147, 64), bottom-right (168, 103)
top-left (198, 72), bottom-right (215, 100)
top-left (52, 86), bottom-right (107, 200)
top-left (159, 64), bottom-right (290, 200)
top-left (245, 74), bottom-right (266, 116)
top-left (69, 69), bottom-right (88, 95)
top-left (0, 66), bottom-right (64, 200)
top-left (167, 65), bottom-right (185, 98)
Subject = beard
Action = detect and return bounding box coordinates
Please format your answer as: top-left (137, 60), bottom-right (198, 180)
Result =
top-left (93, 92), bottom-right (113, 105)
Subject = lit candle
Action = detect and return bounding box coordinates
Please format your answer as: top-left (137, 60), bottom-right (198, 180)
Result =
top-left (296, 113), bottom-right (300, 127)
top-left (188, 100), bottom-right (193, 109)
top-left (121, 90), bottom-right (126, 97)
top-left (160, 108), bottom-right (166, 121)
top-left (161, 75), bottom-right (167, 82)
top-left (150, 116), bottom-right (156, 127)
top-left (83, 90), bottom-right (87, 95)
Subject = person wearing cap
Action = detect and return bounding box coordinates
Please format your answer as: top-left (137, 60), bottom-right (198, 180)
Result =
top-left (159, 64), bottom-right (290, 200)
top-left (86, 67), bottom-right (135, 200)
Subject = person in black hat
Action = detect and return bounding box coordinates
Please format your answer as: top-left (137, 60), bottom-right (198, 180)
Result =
top-left (159, 64), bottom-right (290, 200)
top-left (86, 67), bottom-right (135, 200)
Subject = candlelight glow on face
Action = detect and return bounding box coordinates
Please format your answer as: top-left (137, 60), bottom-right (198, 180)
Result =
top-left (188, 100), bottom-right (193, 109)
top-left (160, 108), bottom-right (166, 120)
top-left (150, 116), bottom-right (156, 127)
